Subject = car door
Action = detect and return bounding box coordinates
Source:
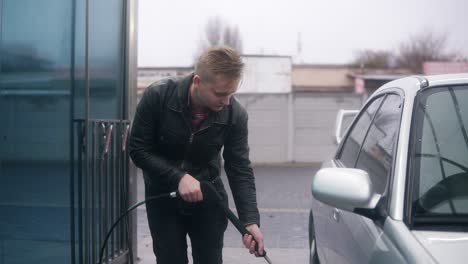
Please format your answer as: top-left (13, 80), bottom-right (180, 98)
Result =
top-left (335, 92), bottom-right (405, 263)
top-left (313, 95), bottom-right (385, 263)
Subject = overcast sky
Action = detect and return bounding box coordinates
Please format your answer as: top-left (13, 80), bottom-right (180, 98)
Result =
top-left (138, 0), bottom-right (468, 67)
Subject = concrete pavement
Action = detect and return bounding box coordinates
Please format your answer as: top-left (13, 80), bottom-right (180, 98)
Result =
top-left (135, 165), bottom-right (317, 264)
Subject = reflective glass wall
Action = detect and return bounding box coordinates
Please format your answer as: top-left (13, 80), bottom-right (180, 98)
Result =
top-left (0, 0), bottom-right (129, 263)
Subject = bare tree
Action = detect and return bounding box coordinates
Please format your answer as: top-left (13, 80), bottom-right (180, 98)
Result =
top-left (396, 31), bottom-right (458, 73)
top-left (352, 49), bottom-right (395, 69)
top-left (194, 16), bottom-right (243, 61)
top-left (223, 26), bottom-right (243, 52)
top-left (205, 16), bottom-right (223, 46)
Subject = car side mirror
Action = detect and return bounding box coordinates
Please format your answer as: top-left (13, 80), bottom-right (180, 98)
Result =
top-left (334, 110), bottom-right (358, 145)
top-left (312, 168), bottom-right (381, 216)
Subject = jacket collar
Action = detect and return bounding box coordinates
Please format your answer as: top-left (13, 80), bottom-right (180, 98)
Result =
top-left (177, 73), bottom-right (194, 110)
top-left (168, 73), bottom-right (232, 126)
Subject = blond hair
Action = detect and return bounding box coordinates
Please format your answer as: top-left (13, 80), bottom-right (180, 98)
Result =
top-left (195, 45), bottom-right (244, 83)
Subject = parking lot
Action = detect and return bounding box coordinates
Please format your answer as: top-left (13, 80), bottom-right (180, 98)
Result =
top-left (136, 165), bottom-right (319, 264)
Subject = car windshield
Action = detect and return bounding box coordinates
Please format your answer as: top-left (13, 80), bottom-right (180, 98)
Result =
top-left (411, 85), bottom-right (468, 225)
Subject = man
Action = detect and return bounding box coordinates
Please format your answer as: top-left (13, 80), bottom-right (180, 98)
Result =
top-left (128, 45), bottom-right (264, 264)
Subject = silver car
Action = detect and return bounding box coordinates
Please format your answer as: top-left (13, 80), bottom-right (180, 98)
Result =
top-left (309, 74), bottom-right (468, 264)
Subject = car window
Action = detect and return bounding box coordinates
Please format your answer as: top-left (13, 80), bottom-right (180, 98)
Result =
top-left (338, 96), bottom-right (384, 167)
top-left (411, 85), bottom-right (468, 221)
top-left (355, 94), bottom-right (402, 194)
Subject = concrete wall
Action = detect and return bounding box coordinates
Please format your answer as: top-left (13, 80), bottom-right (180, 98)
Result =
top-left (293, 92), bottom-right (362, 163)
top-left (236, 92), bottom-right (362, 164)
top-left (235, 94), bottom-right (290, 163)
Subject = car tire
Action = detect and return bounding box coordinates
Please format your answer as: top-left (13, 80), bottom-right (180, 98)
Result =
top-left (309, 210), bottom-right (320, 264)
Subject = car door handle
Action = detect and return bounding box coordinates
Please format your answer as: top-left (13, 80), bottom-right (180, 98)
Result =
top-left (333, 208), bottom-right (341, 222)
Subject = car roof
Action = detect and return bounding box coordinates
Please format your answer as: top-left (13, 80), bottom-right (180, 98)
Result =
top-left (373, 73), bottom-right (468, 95)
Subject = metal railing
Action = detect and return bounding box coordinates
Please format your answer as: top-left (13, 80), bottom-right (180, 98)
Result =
top-left (73, 119), bottom-right (132, 264)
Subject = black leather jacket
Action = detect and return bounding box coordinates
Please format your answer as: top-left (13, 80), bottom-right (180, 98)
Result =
top-left (128, 74), bottom-right (259, 225)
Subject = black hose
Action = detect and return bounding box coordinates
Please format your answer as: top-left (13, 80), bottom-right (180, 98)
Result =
top-left (200, 181), bottom-right (268, 258)
top-left (98, 181), bottom-right (271, 264)
top-left (98, 192), bottom-right (176, 264)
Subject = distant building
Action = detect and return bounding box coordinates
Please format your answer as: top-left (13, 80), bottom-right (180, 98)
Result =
top-left (137, 59), bottom-right (362, 164)
top-left (292, 64), bottom-right (355, 92)
top-left (347, 68), bottom-right (412, 99)
top-left (138, 66), bottom-right (192, 97)
top-left (140, 61), bottom-right (455, 163)
top-left (423, 62), bottom-right (468, 75)
top-left (137, 55), bottom-right (293, 97)
top-left (349, 72), bottom-right (409, 98)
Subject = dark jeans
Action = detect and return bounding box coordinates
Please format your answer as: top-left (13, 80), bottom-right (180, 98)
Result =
top-left (146, 196), bottom-right (229, 264)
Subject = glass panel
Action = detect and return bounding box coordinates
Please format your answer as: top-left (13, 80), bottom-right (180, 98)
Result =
top-left (412, 86), bottom-right (468, 219)
top-left (0, 0), bottom-right (73, 263)
top-left (338, 96), bottom-right (384, 167)
top-left (0, 0), bottom-right (128, 262)
top-left (339, 112), bottom-right (357, 139)
top-left (356, 94), bottom-right (402, 194)
top-left (89, 0), bottom-right (124, 120)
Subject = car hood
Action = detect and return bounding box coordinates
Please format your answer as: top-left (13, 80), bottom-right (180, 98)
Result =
top-left (412, 230), bottom-right (468, 264)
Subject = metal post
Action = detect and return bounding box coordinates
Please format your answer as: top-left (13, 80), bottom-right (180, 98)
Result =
top-left (110, 122), bottom-right (116, 256)
top-left (122, 122), bottom-right (132, 258)
top-left (77, 121), bottom-right (84, 264)
top-left (104, 124), bottom-right (109, 260)
top-left (84, 0), bottom-right (91, 260)
top-left (69, 0), bottom-right (77, 262)
top-left (287, 92), bottom-right (294, 163)
top-left (125, 0), bottom-right (139, 258)
top-left (115, 122), bottom-right (122, 252)
top-left (92, 122), bottom-right (98, 262)
top-left (97, 123), bottom-right (102, 261)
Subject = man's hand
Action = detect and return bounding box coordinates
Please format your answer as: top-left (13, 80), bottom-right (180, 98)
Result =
top-left (178, 174), bottom-right (203, 202)
top-left (242, 224), bottom-right (264, 256)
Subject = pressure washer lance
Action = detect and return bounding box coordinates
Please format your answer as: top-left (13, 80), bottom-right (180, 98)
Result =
top-left (98, 181), bottom-right (272, 264)
top-left (201, 181), bottom-right (273, 264)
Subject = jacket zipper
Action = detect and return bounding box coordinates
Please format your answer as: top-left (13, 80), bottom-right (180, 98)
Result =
top-left (180, 133), bottom-right (193, 171)
top-left (180, 126), bottom-right (211, 171)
